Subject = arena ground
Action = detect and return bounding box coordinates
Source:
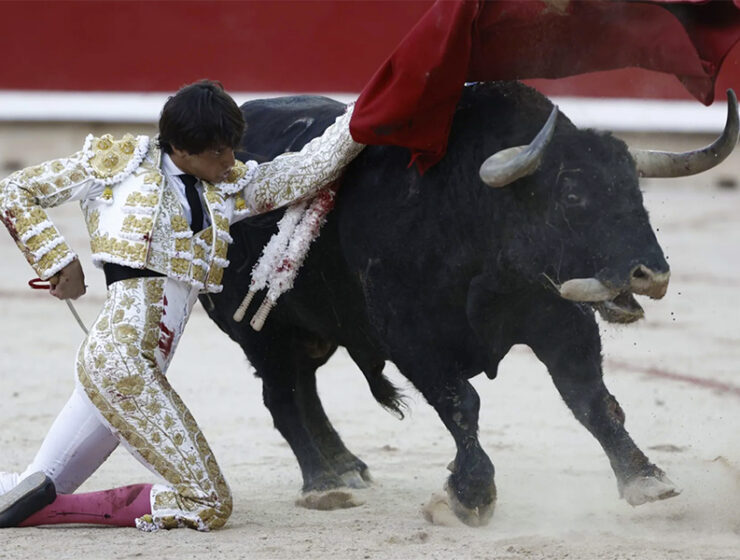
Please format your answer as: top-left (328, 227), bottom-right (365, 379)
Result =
top-left (0, 128), bottom-right (738, 559)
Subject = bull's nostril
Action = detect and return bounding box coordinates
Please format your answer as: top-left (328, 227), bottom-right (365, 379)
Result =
top-left (629, 265), bottom-right (670, 300)
top-left (632, 267), bottom-right (648, 280)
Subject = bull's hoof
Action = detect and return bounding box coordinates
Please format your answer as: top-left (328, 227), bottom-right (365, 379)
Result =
top-left (302, 472), bottom-right (346, 493)
top-left (446, 482), bottom-right (495, 527)
top-left (421, 485), bottom-right (495, 528)
top-left (622, 472), bottom-right (681, 506)
top-left (339, 467), bottom-right (373, 489)
top-left (295, 489), bottom-right (365, 510)
top-left (421, 493), bottom-right (465, 527)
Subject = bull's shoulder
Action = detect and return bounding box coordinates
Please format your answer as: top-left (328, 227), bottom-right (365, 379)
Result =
top-left (237, 95), bottom-right (346, 162)
top-left (240, 95), bottom-right (345, 117)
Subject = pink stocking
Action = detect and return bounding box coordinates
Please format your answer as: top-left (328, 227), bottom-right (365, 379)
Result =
top-left (19, 484), bottom-right (152, 527)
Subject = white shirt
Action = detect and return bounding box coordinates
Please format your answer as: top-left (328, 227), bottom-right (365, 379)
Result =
top-left (160, 153), bottom-right (210, 229)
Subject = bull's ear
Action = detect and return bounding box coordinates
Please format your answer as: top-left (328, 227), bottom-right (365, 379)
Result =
top-left (631, 89), bottom-right (739, 178)
top-left (479, 106), bottom-right (558, 188)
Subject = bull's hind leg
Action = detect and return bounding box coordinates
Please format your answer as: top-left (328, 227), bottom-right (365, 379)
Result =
top-left (295, 367), bottom-right (372, 488)
top-left (249, 325), bottom-right (367, 510)
top-left (248, 327), bottom-right (346, 493)
top-left (525, 295), bottom-right (680, 506)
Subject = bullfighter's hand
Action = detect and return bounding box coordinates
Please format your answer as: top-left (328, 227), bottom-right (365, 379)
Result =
top-left (49, 258), bottom-right (86, 300)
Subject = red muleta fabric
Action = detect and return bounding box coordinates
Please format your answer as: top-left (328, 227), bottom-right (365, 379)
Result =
top-left (350, 0), bottom-right (740, 173)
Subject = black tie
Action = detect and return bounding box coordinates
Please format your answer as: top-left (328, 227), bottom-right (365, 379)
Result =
top-left (180, 174), bottom-right (204, 232)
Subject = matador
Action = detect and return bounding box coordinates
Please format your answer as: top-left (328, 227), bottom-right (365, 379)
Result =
top-left (0, 80), bottom-right (363, 531)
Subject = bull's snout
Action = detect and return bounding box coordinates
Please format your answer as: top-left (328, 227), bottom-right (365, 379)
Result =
top-left (630, 265), bottom-right (670, 299)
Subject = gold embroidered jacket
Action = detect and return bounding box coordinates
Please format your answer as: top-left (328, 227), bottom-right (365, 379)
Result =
top-left (0, 108), bottom-right (362, 292)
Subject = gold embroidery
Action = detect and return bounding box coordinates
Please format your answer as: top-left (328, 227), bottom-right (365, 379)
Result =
top-left (215, 239), bottom-right (228, 257)
top-left (88, 134), bottom-right (139, 179)
top-left (223, 163), bottom-right (246, 183)
top-left (85, 209), bottom-right (100, 237)
top-left (53, 176), bottom-right (70, 189)
top-left (90, 233), bottom-right (148, 263)
top-left (24, 227), bottom-right (57, 253)
top-left (97, 135), bottom-right (113, 151)
top-left (170, 257), bottom-right (189, 275)
top-left (191, 264), bottom-right (206, 282)
top-left (247, 107), bottom-right (362, 212)
top-left (36, 182), bottom-right (53, 196)
top-left (76, 278), bottom-right (232, 531)
top-left (206, 266), bottom-right (224, 286)
top-left (69, 170), bottom-right (85, 183)
top-left (125, 192), bottom-right (158, 208)
top-left (170, 215), bottom-right (189, 233)
top-left (143, 171), bottom-right (163, 184)
top-left (36, 242), bottom-right (73, 274)
top-left (214, 215), bottom-right (229, 232)
top-left (174, 238), bottom-right (190, 252)
top-left (204, 191), bottom-right (223, 205)
top-left (114, 324), bottom-right (138, 343)
top-left (13, 207), bottom-right (49, 237)
top-left (120, 138), bottom-right (136, 154)
top-left (115, 374), bottom-right (145, 397)
top-left (122, 215), bottom-right (154, 235)
top-left (22, 165), bottom-right (44, 179)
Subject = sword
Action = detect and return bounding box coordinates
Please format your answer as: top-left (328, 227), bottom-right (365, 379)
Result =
top-left (28, 278), bottom-right (89, 335)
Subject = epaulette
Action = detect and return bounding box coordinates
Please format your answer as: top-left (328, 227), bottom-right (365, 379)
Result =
top-left (83, 133), bottom-right (150, 185)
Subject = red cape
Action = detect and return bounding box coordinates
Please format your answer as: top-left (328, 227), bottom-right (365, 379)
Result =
top-left (350, 0), bottom-right (740, 173)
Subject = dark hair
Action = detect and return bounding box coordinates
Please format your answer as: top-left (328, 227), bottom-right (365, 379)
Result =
top-left (158, 80), bottom-right (245, 155)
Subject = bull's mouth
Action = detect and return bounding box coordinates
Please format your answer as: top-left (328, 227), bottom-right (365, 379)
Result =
top-left (552, 273), bottom-right (669, 324)
top-left (591, 291), bottom-right (644, 324)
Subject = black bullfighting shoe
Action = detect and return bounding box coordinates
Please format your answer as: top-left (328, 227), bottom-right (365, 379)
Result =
top-left (0, 471), bottom-right (56, 527)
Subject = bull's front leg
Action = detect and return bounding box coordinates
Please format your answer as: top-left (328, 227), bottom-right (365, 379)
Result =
top-left (525, 294), bottom-right (680, 506)
top-left (396, 358), bottom-right (496, 527)
top-left (432, 378), bottom-right (496, 525)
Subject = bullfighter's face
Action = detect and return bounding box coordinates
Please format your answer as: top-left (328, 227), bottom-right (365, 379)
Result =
top-left (171, 145), bottom-right (236, 184)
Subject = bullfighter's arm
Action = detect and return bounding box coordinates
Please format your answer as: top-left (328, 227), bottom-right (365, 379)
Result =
top-left (240, 104), bottom-right (364, 215)
top-left (0, 134), bottom-right (148, 280)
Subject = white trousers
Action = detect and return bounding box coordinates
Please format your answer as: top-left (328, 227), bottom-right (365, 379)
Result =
top-left (0, 388), bottom-right (117, 495)
top-left (3, 276), bottom-right (232, 531)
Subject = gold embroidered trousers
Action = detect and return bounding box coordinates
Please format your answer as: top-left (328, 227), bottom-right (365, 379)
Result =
top-left (76, 276), bottom-right (231, 531)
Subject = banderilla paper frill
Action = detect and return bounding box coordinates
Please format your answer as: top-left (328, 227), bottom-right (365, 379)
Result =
top-left (233, 185), bottom-right (338, 330)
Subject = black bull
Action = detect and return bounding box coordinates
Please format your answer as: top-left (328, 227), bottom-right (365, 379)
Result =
top-left (200, 82), bottom-right (736, 525)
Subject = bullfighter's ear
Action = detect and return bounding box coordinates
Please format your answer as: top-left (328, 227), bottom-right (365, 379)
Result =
top-left (479, 106), bottom-right (558, 188)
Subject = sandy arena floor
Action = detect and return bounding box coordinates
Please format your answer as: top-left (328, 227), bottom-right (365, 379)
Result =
top-left (0, 130), bottom-right (738, 559)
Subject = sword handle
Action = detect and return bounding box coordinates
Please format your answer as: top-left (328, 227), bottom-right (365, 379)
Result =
top-left (28, 278), bottom-right (52, 290)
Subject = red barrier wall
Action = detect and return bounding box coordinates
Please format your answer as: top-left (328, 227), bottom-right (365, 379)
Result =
top-left (0, 0), bottom-right (737, 99)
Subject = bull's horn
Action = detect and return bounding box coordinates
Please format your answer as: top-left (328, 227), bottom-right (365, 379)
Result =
top-left (479, 106), bottom-right (558, 187)
top-left (631, 89), bottom-right (739, 178)
top-left (559, 278), bottom-right (616, 302)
